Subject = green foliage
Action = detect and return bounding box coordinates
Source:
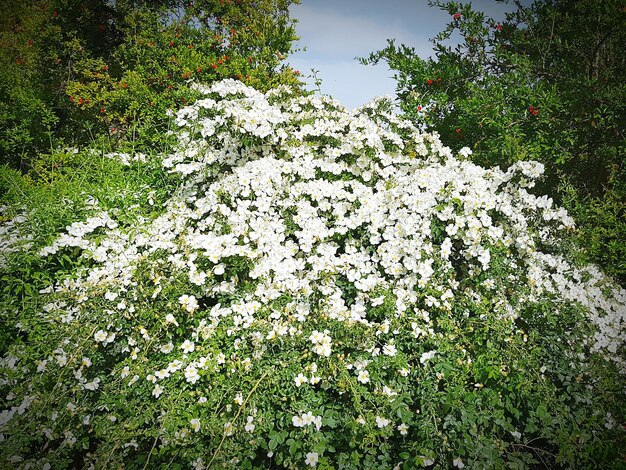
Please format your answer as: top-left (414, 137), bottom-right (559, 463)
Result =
top-left (0, 0), bottom-right (303, 168)
top-left (361, 0), bottom-right (626, 283)
top-left (560, 180), bottom-right (626, 280)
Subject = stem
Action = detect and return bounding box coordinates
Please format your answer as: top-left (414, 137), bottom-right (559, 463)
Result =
top-left (142, 435), bottom-right (159, 470)
top-left (207, 369), bottom-right (270, 468)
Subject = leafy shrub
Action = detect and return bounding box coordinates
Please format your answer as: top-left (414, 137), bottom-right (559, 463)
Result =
top-left (0, 80), bottom-right (624, 468)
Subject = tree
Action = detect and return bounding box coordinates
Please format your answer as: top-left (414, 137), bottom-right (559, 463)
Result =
top-left (361, 0), bottom-right (626, 283)
top-left (0, 0), bottom-right (302, 168)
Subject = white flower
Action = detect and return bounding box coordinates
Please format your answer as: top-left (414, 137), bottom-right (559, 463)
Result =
top-left (160, 342), bottom-right (174, 353)
top-left (179, 294), bottom-right (199, 313)
top-left (382, 343), bottom-right (397, 356)
top-left (310, 330), bottom-right (332, 357)
top-left (152, 384), bottom-right (164, 398)
top-left (223, 421), bottom-right (234, 436)
top-left (294, 373), bottom-right (308, 387)
top-left (292, 415), bottom-right (304, 427)
top-left (190, 418), bottom-right (201, 433)
top-left (181, 340), bottom-right (195, 353)
top-left (245, 416), bottom-right (255, 432)
top-left (165, 314), bottom-right (179, 326)
top-left (452, 457), bottom-right (465, 468)
top-left (397, 423), bottom-right (409, 435)
top-left (375, 416), bottom-right (390, 428)
top-left (302, 411), bottom-right (315, 426)
top-left (84, 378), bottom-right (100, 391)
top-left (104, 291), bottom-right (118, 301)
top-left (234, 392), bottom-right (244, 405)
top-left (305, 452), bottom-right (319, 467)
top-left (192, 458), bottom-right (206, 470)
top-left (167, 360), bottom-right (183, 373)
top-left (420, 350), bottom-right (436, 364)
top-left (184, 365), bottom-right (200, 384)
top-left (94, 330), bottom-right (107, 342)
top-left (458, 146), bottom-right (473, 158)
top-left (314, 415), bottom-right (322, 430)
top-left (56, 354), bottom-right (67, 367)
top-left (357, 370), bottom-right (370, 384)
top-left (309, 330), bottom-right (324, 344)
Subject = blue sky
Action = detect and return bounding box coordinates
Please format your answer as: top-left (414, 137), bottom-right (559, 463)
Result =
top-left (288, 0), bottom-right (518, 109)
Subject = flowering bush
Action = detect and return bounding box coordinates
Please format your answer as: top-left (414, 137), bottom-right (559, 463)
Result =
top-left (1, 80), bottom-right (625, 468)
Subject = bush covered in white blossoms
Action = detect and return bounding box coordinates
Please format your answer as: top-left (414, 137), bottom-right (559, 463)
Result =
top-left (1, 79), bottom-right (625, 469)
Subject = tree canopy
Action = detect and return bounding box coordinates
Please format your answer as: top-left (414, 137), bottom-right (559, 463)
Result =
top-left (0, 0), bottom-right (302, 168)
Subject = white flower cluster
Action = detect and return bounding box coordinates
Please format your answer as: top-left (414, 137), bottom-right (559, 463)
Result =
top-left (0, 207), bottom-right (33, 268)
top-left (39, 211), bottom-right (118, 258)
top-left (105, 152), bottom-right (147, 166)
top-left (309, 330), bottom-right (332, 357)
top-left (292, 411), bottom-right (323, 430)
top-left (32, 79), bottom-right (626, 374)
